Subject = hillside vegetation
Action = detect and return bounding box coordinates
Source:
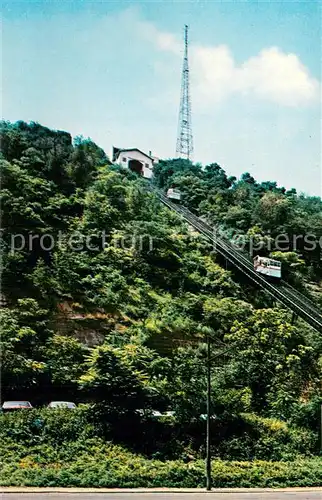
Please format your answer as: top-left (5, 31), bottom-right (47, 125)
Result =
top-left (1, 121), bottom-right (321, 486)
top-left (153, 158), bottom-right (322, 289)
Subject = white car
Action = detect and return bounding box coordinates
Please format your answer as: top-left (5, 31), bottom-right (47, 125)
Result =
top-left (2, 401), bottom-right (33, 411)
top-left (135, 409), bottom-right (175, 418)
top-left (47, 401), bottom-right (76, 409)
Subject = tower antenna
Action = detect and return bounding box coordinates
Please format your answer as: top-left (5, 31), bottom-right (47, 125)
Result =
top-left (176, 24), bottom-right (193, 160)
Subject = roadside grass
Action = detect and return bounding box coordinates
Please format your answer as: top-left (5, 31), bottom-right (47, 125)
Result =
top-left (1, 409), bottom-right (321, 488)
top-left (1, 437), bottom-right (322, 488)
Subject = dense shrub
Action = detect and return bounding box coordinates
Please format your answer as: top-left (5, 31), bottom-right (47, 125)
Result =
top-left (0, 407), bottom-right (98, 446)
top-left (1, 436), bottom-right (321, 488)
top-left (118, 409), bottom-right (318, 461)
top-left (214, 413), bottom-right (318, 461)
top-left (0, 408), bottom-right (318, 462)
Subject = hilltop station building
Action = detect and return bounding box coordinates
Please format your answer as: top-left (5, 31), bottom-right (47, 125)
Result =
top-left (112, 147), bottom-right (158, 179)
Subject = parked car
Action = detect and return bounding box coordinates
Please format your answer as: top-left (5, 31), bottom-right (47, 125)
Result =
top-left (2, 401), bottom-right (33, 411)
top-left (135, 409), bottom-right (175, 418)
top-left (199, 413), bottom-right (217, 421)
top-left (47, 401), bottom-right (76, 409)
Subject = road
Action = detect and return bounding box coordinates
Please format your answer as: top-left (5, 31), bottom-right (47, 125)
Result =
top-left (2, 493), bottom-right (322, 500)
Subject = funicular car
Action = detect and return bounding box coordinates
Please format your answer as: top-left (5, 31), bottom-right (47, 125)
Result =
top-left (166, 188), bottom-right (181, 201)
top-left (253, 255), bottom-right (282, 279)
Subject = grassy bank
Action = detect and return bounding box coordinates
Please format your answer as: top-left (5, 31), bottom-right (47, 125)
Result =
top-left (1, 409), bottom-right (321, 488)
top-left (1, 437), bottom-right (322, 488)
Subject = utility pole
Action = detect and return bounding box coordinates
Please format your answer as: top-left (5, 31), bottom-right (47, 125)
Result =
top-left (320, 404), bottom-right (322, 453)
top-left (206, 333), bottom-right (212, 491)
top-left (176, 24), bottom-right (194, 160)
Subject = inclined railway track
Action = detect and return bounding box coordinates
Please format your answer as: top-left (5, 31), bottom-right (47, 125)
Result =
top-left (153, 189), bottom-right (322, 333)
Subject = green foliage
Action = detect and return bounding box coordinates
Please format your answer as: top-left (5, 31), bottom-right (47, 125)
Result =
top-left (45, 335), bottom-right (86, 386)
top-left (1, 120), bottom-right (321, 477)
top-left (79, 343), bottom-right (149, 412)
top-left (1, 433), bottom-right (321, 487)
top-left (0, 409), bottom-right (321, 487)
top-left (0, 301), bottom-right (50, 392)
top-left (0, 408), bottom-right (95, 446)
top-left (215, 413), bottom-right (318, 461)
top-left (153, 157), bottom-right (322, 282)
top-left (224, 308), bottom-right (317, 417)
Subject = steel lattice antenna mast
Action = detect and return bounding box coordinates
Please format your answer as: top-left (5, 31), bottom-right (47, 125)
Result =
top-left (176, 24), bottom-right (193, 160)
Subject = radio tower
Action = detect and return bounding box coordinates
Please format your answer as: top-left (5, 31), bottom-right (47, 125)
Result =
top-left (176, 24), bottom-right (193, 160)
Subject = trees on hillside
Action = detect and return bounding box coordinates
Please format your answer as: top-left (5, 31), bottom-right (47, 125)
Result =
top-left (153, 158), bottom-right (322, 282)
top-left (1, 121), bottom-right (321, 458)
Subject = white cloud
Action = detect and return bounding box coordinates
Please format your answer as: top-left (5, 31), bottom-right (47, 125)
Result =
top-left (236, 47), bottom-right (319, 106)
top-left (139, 20), bottom-right (320, 108)
top-left (191, 45), bottom-right (236, 106)
top-left (135, 16), bottom-right (182, 55)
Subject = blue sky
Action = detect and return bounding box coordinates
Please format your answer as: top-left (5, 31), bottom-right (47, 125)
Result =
top-left (2, 0), bottom-right (321, 195)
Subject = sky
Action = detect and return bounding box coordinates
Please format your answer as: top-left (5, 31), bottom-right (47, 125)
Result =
top-left (2, 0), bottom-right (321, 195)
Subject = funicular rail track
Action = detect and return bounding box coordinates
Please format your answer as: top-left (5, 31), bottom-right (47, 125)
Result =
top-left (153, 189), bottom-right (322, 333)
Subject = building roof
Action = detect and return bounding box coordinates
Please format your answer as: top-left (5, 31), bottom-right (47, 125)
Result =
top-left (113, 147), bottom-right (154, 161)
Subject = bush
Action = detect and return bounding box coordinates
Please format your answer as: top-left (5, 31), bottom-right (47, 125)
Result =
top-left (0, 407), bottom-right (98, 446)
top-left (1, 409), bottom-right (321, 487)
top-left (214, 413), bottom-right (318, 461)
top-left (1, 437), bottom-right (321, 488)
top-left (0, 408), bottom-right (319, 461)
